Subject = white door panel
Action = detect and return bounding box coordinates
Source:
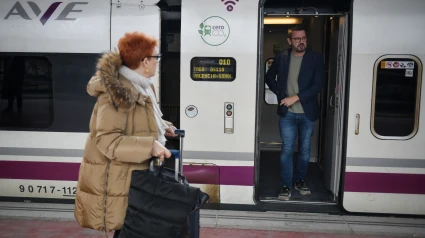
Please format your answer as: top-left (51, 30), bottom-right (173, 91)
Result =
top-left (343, 0), bottom-right (425, 215)
top-left (180, 0), bottom-right (258, 156)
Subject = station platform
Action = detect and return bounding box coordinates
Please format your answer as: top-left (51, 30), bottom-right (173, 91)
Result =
top-left (0, 219), bottom-right (408, 238)
top-left (1, 202), bottom-right (424, 237)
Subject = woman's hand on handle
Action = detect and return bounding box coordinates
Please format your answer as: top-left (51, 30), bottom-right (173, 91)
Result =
top-left (165, 125), bottom-right (177, 137)
top-left (151, 140), bottom-right (171, 162)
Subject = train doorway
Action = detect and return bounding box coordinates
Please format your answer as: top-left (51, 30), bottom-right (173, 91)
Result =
top-left (255, 0), bottom-right (351, 208)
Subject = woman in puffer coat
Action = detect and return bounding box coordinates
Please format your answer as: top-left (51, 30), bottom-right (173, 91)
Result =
top-left (74, 32), bottom-right (176, 237)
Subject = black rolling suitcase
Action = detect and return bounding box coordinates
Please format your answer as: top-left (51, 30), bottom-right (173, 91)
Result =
top-left (173, 130), bottom-right (201, 238)
top-left (187, 208), bottom-right (200, 238)
top-left (118, 129), bottom-right (208, 238)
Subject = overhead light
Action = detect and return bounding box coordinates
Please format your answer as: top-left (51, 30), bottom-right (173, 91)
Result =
top-left (264, 17), bottom-right (302, 25)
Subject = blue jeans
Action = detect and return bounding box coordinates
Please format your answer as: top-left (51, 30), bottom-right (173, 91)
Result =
top-left (279, 111), bottom-right (315, 188)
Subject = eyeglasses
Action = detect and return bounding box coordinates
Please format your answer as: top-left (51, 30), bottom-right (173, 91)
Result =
top-left (291, 37), bottom-right (307, 43)
top-left (144, 54), bottom-right (162, 62)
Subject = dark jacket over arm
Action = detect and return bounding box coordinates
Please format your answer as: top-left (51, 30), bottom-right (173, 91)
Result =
top-left (297, 54), bottom-right (324, 104)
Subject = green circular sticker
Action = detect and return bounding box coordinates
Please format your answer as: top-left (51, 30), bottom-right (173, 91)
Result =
top-left (198, 16), bottom-right (230, 46)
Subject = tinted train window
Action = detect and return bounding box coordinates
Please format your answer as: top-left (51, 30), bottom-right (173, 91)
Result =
top-left (0, 53), bottom-right (99, 132)
top-left (264, 58), bottom-right (278, 105)
top-left (372, 56), bottom-right (422, 139)
top-left (0, 56), bottom-right (53, 129)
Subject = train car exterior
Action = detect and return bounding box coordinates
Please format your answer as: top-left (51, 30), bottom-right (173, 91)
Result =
top-left (0, 0), bottom-right (424, 216)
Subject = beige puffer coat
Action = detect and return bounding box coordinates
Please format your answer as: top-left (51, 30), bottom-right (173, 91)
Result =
top-left (74, 52), bottom-right (169, 232)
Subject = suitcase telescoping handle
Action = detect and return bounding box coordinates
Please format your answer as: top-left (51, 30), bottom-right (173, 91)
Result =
top-left (174, 129), bottom-right (185, 138)
top-left (174, 154), bottom-right (180, 182)
top-left (149, 155), bottom-right (181, 183)
top-left (174, 129), bottom-right (185, 173)
top-left (150, 129), bottom-right (185, 182)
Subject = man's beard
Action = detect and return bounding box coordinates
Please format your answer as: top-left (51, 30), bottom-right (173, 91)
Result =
top-left (293, 43), bottom-right (306, 53)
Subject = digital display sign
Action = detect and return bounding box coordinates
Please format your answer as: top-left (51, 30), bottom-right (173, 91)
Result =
top-left (190, 57), bottom-right (236, 81)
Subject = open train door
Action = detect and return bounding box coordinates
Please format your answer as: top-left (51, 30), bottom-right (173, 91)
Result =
top-left (180, 0), bottom-right (259, 205)
top-left (323, 14), bottom-right (348, 202)
top-left (343, 0), bottom-right (425, 215)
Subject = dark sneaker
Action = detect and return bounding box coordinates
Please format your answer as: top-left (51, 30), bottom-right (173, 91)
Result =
top-left (294, 180), bottom-right (311, 195)
top-left (278, 186), bottom-right (291, 201)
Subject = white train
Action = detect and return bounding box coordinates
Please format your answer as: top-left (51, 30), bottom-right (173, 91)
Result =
top-left (0, 0), bottom-right (424, 216)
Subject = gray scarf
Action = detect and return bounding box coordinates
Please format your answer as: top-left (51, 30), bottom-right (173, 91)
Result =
top-left (119, 66), bottom-right (168, 145)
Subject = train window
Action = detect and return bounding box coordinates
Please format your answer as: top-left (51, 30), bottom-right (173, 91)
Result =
top-left (0, 56), bottom-right (53, 130)
top-left (0, 53), bottom-right (99, 132)
top-left (264, 58), bottom-right (278, 105)
top-left (371, 55), bottom-right (422, 139)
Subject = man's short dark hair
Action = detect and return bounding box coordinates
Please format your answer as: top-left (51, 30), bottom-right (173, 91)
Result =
top-left (288, 26), bottom-right (306, 39)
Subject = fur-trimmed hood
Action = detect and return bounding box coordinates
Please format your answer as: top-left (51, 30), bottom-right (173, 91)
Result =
top-left (87, 51), bottom-right (143, 110)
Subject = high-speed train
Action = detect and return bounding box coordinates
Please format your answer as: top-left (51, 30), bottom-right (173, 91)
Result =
top-left (0, 0), bottom-right (424, 216)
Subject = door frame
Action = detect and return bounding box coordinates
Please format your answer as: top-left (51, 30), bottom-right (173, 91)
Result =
top-left (321, 15), bottom-right (341, 199)
top-left (253, 0), bottom-right (354, 211)
top-left (332, 14), bottom-right (349, 201)
top-left (337, 0), bottom-right (354, 207)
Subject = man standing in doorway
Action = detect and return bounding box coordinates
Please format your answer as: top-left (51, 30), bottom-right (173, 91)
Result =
top-left (265, 26), bottom-right (324, 201)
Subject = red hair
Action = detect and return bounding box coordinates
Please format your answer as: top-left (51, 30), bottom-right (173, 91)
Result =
top-left (118, 32), bottom-right (158, 69)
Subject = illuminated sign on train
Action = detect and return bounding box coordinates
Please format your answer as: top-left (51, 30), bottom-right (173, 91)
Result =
top-left (190, 57), bottom-right (236, 81)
